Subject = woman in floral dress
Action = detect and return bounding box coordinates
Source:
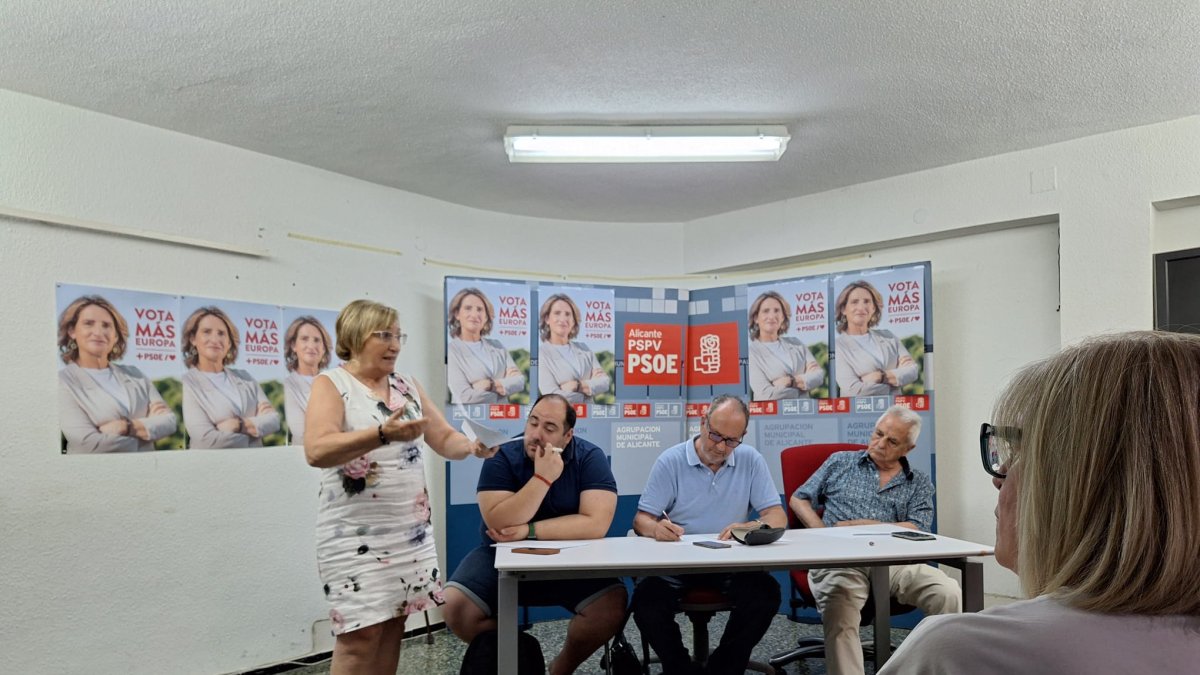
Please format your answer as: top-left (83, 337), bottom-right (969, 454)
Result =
top-left (305, 299), bottom-right (496, 674)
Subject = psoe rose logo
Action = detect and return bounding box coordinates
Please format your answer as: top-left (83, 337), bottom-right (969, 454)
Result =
top-left (693, 334), bottom-right (722, 374)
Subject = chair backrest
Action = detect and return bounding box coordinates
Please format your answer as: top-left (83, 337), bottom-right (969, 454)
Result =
top-left (780, 443), bottom-right (867, 611)
top-left (780, 443), bottom-right (867, 528)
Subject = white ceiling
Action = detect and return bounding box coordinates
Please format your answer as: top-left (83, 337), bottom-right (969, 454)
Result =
top-left (2, 1), bottom-right (1198, 223)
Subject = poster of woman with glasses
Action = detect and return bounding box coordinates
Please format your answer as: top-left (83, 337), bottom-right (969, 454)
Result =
top-left (179, 297), bottom-right (284, 448)
top-left (444, 279), bottom-right (531, 406)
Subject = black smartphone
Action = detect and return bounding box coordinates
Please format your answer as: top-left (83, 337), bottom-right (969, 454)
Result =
top-left (693, 540), bottom-right (732, 549)
top-left (891, 531), bottom-right (936, 541)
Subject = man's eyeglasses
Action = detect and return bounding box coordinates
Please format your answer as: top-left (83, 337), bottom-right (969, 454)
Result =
top-left (706, 428), bottom-right (745, 449)
top-left (371, 330), bottom-right (408, 345)
top-left (980, 422), bottom-right (1018, 479)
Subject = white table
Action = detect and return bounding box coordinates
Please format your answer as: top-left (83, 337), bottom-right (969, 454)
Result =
top-left (494, 526), bottom-right (994, 673)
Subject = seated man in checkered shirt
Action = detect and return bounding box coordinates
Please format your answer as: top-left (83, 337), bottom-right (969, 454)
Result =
top-left (790, 405), bottom-right (961, 675)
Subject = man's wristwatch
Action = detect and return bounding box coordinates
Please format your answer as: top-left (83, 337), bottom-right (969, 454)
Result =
top-left (527, 522), bottom-right (537, 540)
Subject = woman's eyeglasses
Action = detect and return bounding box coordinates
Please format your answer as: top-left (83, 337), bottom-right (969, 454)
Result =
top-left (980, 422), bottom-right (1018, 479)
top-left (371, 330), bottom-right (408, 345)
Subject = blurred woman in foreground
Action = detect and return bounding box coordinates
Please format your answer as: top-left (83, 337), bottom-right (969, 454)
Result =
top-left (881, 331), bottom-right (1200, 674)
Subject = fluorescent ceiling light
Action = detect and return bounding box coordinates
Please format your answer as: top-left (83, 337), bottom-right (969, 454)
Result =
top-left (504, 125), bottom-right (790, 163)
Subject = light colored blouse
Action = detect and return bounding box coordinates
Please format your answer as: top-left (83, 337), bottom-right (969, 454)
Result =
top-left (834, 329), bottom-right (917, 396)
top-left (58, 362), bottom-right (176, 453)
top-left (182, 366), bottom-right (280, 449)
top-left (538, 340), bottom-right (609, 404)
top-left (748, 336), bottom-right (823, 400)
top-left (446, 337), bottom-right (525, 404)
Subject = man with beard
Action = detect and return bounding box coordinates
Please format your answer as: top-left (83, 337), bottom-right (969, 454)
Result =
top-left (444, 393), bottom-right (625, 675)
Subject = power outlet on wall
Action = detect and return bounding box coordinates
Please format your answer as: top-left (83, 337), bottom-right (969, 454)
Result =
top-left (312, 619), bottom-right (334, 653)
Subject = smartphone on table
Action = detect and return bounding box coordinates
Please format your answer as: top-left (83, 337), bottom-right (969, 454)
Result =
top-left (693, 540), bottom-right (732, 549)
top-left (891, 531), bottom-right (936, 541)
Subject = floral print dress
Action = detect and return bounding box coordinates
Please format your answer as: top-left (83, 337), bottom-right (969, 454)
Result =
top-left (315, 368), bottom-right (443, 635)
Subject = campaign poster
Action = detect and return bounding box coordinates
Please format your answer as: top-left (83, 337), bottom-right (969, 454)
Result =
top-left (279, 307), bottom-right (340, 446)
top-left (535, 285), bottom-right (616, 406)
top-left (178, 297), bottom-right (286, 448)
top-left (623, 323), bottom-right (684, 389)
top-left (830, 265), bottom-right (928, 400)
top-left (444, 279), bottom-right (532, 407)
top-left (56, 283), bottom-right (185, 453)
top-left (746, 277), bottom-right (830, 401)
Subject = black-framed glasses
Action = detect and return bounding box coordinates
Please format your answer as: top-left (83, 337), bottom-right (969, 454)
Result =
top-left (706, 428), bottom-right (745, 449)
top-left (980, 422), bottom-right (1018, 479)
top-left (377, 401), bottom-right (395, 418)
top-left (371, 330), bottom-right (408, 345)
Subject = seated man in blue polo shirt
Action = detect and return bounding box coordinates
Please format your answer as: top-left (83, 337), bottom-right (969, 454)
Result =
top-left (631, 394), bottom-right (787, 675)
top-left (790, 405), bottom-right (960, 675)
top-left (444, 393), bottom-right (626, 675)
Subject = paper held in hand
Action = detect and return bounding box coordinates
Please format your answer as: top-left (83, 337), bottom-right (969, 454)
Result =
top-left (458, 411), bottom-right (514, 449)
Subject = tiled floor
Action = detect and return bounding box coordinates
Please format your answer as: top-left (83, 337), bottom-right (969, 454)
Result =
top-left (282, 613), bottom-right (908, 674)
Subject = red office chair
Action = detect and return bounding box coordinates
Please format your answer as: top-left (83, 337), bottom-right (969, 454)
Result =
top-left (768, 443), bottom-right (915, 673)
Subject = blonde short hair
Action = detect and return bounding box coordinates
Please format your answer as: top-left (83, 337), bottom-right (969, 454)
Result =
top-left (538, 293), bottom-right (581, 342)
top-left (284, 316), bottom-right (332, 372)
top-left (335, 299), bottom-right (398, 361)
top-left (748, 291), bottom-right (790, 340)
top-left (182, 306), bottom-right (239, 368)
top-left (447, 288), bottom-right (494, 338)
top-left (834, 280), bottom-right (883, 334)
top-left (57, 295), bottom-right (129, 364)
top-left (993, 330), bottom-right (1200, 615)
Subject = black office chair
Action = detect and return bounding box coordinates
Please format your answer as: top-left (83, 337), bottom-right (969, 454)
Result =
top-left (638, 585), bottom-right (776, 675)
top-left (621, 529), bottom-right (775, 674)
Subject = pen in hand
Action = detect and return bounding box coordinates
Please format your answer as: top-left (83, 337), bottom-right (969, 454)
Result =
top-left (657, 508), bottom-right (684, 541)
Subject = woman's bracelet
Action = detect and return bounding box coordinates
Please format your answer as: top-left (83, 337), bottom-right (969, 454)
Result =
top-left (377, 424), bottom-right (389, 446)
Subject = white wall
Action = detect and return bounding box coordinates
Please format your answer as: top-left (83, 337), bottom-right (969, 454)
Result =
top-left (1153, 203), bottom-right (1200, 254)
top-left (0, 89), bottom-right (685, 674)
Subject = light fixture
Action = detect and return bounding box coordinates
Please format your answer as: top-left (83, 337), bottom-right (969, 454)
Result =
top-left (503, 125), bottom-right (790, 163)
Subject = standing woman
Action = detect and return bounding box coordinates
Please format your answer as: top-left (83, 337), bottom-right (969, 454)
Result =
top-left (446, 287), bottom-right (525, 404)
top-left (537, 293), bottom-right (610, 404)
top-left (833, 280), bottom-right (917, 396)
top-left (181, 306), bottom-right (280, 448)
top-left (304, 299), bottom-right (495, 675)
top-left (747, 291), bottom-right (824, 400)
top-left (57, 295), bottom-right (176, 453)
top-left (283, 316), bottom-right (333, 445)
